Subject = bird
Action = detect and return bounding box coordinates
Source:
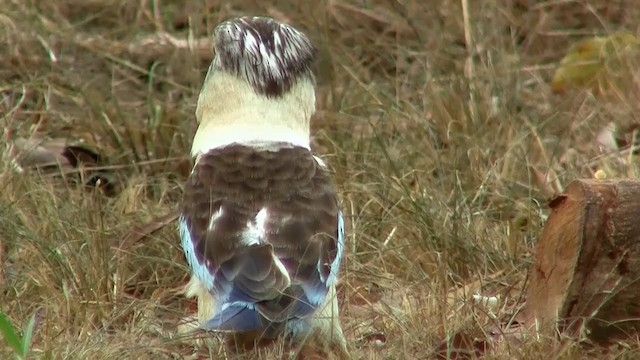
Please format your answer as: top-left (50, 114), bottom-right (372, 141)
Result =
top-left (178, 16), bottom-right (347, 355)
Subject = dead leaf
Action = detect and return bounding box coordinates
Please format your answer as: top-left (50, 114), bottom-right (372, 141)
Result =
top-left (11, 138), bottom-right (83, 171)
top-left (551, 32), bottom-right (639, 96)
top-left (596, 123), bottom-right (619, 152)
top-left (7, 137), bottom-right (118, 196)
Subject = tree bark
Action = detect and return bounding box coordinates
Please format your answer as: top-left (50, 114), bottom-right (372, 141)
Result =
top-left (522, 179), bottom-right (640, 345)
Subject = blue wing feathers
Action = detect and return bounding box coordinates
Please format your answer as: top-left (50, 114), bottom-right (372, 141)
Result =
top-left (180, 210), bottom-right (345, 333)
top-left (203, 304), bottom-right (264, 332)
top-left (179, 216), bottom-right (215, 289)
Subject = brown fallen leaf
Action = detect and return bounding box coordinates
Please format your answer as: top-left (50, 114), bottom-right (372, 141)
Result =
top-left (10, 138), bottom-right (98, 172)
top-left (596, 122), bottom-right (619, 153)
top-left (551, 32), bottom-right (640, 96)
top-left (7, 137), bottom-right (118, 196)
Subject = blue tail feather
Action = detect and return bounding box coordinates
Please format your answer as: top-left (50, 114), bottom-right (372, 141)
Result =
top-left (203, 304), bottom-right (264, 332)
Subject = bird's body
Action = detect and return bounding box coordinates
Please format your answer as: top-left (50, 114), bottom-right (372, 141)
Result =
top-left (178, 16), bottom-right (346, 354)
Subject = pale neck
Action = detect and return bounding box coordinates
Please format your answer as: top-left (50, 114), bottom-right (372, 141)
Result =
top-left (191, 71), bottom-right (315, 157)
top-left (191, 119), bottom-right (310, 157)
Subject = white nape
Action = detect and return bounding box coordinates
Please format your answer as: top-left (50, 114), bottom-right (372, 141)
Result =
top-left (191, 70), bottom-right (315, 157)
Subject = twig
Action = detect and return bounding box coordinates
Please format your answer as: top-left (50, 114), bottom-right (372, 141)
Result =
top-left (119, 210), bottom-right (180, 250)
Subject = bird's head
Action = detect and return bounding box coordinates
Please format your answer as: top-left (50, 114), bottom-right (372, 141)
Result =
top-left (192, 17), bottom-right (318, 157)
top-left (212, 16), bottom-right (317, 98)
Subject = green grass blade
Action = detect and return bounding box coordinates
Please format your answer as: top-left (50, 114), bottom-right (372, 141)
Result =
top-left (0, 311), bottom-right (23, 355)
top-left (20, 313), bottom-right (36, 358)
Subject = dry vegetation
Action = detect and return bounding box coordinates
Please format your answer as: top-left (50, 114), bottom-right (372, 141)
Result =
top-left (2, 0), bottom-right (640, 359)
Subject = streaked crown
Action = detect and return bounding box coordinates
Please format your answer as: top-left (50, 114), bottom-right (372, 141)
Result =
top-left (212, 16), bottom-right (317, 98)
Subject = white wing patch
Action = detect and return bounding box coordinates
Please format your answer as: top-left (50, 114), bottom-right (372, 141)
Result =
top-left (327, 210), bottom-right (345, 286)
top-left (313, 209), bottom-right (344, 304)
top-left (256, 207), bottom-right (269, 230)
top-left (272, 253), bottom-right (292, 287)
top-left (313, 155), bottom-right (327, 168)
top-left (240, 207), bottom-right (269, 246)
top-left (207, 208), bottom-right (224, 232)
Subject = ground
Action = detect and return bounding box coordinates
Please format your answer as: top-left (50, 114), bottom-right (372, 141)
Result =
top-left (1, 1), bottom-right (640, 359)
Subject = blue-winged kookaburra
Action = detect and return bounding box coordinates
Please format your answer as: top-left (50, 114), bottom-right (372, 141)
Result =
top-left (178, 16), bottom-right (347, 353)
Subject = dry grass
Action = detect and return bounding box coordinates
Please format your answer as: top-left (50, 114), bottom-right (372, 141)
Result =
top-left (1, 0), bottom-right (640, 359)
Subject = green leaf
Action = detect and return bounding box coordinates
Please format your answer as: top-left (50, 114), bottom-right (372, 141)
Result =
top-left (0, 311), bottom-right (23, 356)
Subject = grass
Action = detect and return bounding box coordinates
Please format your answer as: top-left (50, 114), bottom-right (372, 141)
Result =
top-left (1, 0), bottom-right (639, 359)
top-left (0, 309), bottom-right (36, 359)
